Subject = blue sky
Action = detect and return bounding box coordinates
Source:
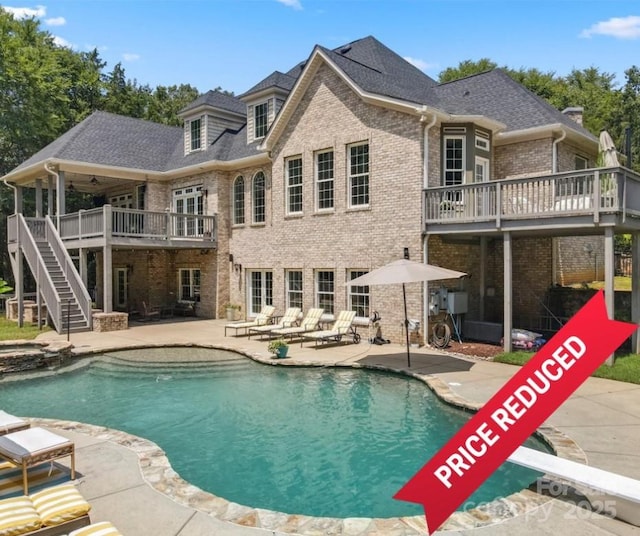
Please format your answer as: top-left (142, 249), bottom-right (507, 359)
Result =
top-left (4, 0), bottom-right (640, 94)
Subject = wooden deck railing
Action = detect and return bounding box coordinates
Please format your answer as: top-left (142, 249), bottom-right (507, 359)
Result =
top-left (424, 167), bottom-right (640, 226)
top-left (58, 205), bottom-right (217, 243)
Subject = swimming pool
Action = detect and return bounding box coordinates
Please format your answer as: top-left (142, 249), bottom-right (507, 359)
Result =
top-left (0, 347), bottom-right (549, 518)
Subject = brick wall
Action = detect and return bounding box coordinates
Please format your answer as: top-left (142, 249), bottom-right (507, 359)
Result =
top-left (495, 138), bottom-right (553, 178)
top-left (227, 64), bottom-right (425, 341)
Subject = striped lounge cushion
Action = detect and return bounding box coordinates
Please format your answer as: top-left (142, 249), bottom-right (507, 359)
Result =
top-left (29, 484), bottom-right (91, 526)
top-left (0, 496), bottom-right (41, 536)
top-left (69, 521), bottom-right (123, 536)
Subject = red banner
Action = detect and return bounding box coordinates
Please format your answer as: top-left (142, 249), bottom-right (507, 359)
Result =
top-left (394, 290), bottom-right (636, 534)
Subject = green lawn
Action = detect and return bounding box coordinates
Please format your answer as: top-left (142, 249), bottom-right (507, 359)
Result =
top-left (569, 276), bottom-right (631, 291)
top-left (0, 317), bottom-right (49, 341)
top-left (494, 351), bottom-right (640, 384)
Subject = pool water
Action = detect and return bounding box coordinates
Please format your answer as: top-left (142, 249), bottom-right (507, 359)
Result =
top-left (0, 347), bottom-right (549, 518)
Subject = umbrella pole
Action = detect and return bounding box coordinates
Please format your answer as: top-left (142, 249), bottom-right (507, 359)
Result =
top-left (402, 283), bottom-right (411, 367)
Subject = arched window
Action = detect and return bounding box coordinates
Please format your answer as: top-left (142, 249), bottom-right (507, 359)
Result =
top-left (233, 176), bottom-right (245, 225)
top-left (252, 171), bottom-right (266, 223)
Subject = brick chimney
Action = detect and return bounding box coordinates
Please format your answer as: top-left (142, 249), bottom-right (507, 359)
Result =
top-left (562, 106), bottom-right (584, 126)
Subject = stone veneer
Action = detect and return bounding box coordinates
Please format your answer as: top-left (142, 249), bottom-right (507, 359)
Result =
top-left (92, 312), bottom-right (128, 332)
top-left (25, 344), bottom-right (587, 535)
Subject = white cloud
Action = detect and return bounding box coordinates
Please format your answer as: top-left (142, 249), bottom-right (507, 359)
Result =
top-left (581, 15), bottom-right (640, 39)
top-left (276, 0), bottom-right (302, 10)
top-left (52, 35), bottom-right (72, 48)
top-left (404, 56), bottom-right (437, 72)
top-left (4, 5), bottom-right (46, 19)
top-left (122, 53), bottom-right (140, 62)
top-left (45, 16), bottom-right (66, 26)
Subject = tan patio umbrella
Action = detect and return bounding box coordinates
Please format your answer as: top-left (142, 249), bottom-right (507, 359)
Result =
top-left (347, 259), bottom-right (467, 367)
top-left (599, 130), bottom-right (620, 167)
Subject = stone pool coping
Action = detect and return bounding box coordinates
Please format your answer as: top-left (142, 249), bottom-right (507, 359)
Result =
top-left (23, 343), bottom-right (587, 534)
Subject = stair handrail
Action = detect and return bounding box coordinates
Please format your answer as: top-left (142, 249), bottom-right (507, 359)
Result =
top-left (16, 214), bottom-right (62, 330)
top-left (44, 215), bottom-right (93, 330)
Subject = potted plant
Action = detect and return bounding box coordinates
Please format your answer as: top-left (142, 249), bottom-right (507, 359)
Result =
top-left (268, 338), bottom-right (289, 359)
top-left (225, 303), bottom-right (241, 321)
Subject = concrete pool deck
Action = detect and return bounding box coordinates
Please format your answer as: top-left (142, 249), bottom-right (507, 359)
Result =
top-left (17, 317), bottom-right (640, 535)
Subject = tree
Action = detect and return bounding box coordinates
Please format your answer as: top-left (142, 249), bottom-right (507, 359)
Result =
top-left (145, 84), bottom-right (200, 126)
top-left (619, 66), bottom-right (640, 171)
top-left (438, 58), bottom-right (498, 83)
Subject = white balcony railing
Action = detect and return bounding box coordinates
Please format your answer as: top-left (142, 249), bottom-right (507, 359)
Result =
top-left (424, 167), bottom-right (640, 226)
top-left (58, 205), bottom-right (217, 243)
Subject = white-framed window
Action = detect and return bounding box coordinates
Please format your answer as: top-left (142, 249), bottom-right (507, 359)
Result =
top-left (248, 270), bottom-right (273, 315)
top-left (254, 102), bottom-right (268, 139)
top-left (190, 118), bottom-right (202, 151)
top-left (109, 193), bottom-right (133, 208)
top-left (286, 156), bottom-right (303, 214)
top-left (348, 270), bottom-right (369, 317)
top-left (444, 136), bottom-right (465, 187)
top-left (136, 184), bottom-right (146, 210)
top-left (316, 270), bottom-right (335, 315)
top-left (348, 142), bottom-right (369, 207)
top-left (173, 185), bottom-right (204, 236)
top-left (475, 135), bottom-right (490, 151)
top-left (575, 155), bottom-right (588, 170)
top-left (316, 149), bottom-right (334, 211)
top-left (286, 270), bottom-right (303, 309)
top-left (178, 268), bottom-right (201, 302)
top-left (474, 157), bottom-right (490, 183)
top-left (233, 176), bottom-right (245, 225)
top-left (114, 267), bottom-right (128, 309)
top-left (252, 171), bottom-right (266, 224)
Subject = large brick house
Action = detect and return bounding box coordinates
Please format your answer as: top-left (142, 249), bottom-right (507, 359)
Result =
top-left (4, 36), bottom-right (640, 350)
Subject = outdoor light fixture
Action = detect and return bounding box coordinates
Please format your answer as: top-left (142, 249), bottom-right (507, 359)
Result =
top-left (90, 176), bottom-right (99, 186)
top-left (404, 247), bottom-right (410, 260)
top-left (67, 182), bottom-right (75, 192)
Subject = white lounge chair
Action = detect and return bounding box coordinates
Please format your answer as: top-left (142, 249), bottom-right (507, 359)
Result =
top-left (272, 308), bottom-right (325, 341)
top-left (0, 411), bottom-right (30, 436)
top-left (224, 305), bottom-right (276, 336)
top-left (302, 310), bottom-right (360, 347)
top-left (248, 307), bottom-right (301, 340)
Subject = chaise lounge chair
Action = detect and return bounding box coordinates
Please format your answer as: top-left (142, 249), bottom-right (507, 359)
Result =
top-left (301, 310), bottom-right (361, 347)
top-left (0, 427), bottom-right (75, 495)
top-left (248, 307), bottom-right (301, 340)
top-left (0, 411), bottom-right (30, 436)
top-left (271, 308), bottom-right (324, 341)
top-left (0, 483), bottom-right (92, 536)
top-left (224, 305), bottom-right (276, 336)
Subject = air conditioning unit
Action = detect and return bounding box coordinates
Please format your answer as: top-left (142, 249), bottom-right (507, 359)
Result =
top-left (447, 292), bottom-right (468, 314)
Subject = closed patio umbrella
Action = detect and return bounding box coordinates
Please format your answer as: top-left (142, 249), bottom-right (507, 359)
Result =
top-left (599, 130), bottom-right (620, 167)
top-left (347, 259), bottom-right (466, 367)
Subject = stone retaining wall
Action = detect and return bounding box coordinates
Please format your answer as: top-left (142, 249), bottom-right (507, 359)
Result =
top-left (92, 312), bottom-right (128, 332)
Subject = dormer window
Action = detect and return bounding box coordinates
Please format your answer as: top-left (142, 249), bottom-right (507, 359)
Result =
top-left (190, 118), bottom-right (202, 151)
top-left (254, 102), bottom-right (268, 139)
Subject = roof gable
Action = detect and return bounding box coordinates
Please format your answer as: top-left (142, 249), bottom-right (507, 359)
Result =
top-left (179, 90), bottom-right (246, 117)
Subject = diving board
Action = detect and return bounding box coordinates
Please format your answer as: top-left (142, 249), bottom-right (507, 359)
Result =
top-left (508, 445), bottom-right (640, 526)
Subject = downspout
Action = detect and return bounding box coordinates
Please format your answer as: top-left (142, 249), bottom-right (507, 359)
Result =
top-left (2, 176), bottom-right (18, 213)
top-left (552, 129), bottom-right (566, 174)
top-left (421, 110), bottom-right (438, 345)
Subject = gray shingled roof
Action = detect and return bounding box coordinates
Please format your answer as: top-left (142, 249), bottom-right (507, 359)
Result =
top-left (14, 111), bottom-right (183, 172)
top-left (8, 37), bottom-right (598, 179)
top-left (433, 69), bottom-right (598, 138)
top-left (179, 90), bottom-right (246, 116)
top-left (317, 36), bottom-right (440, 105)
top-left (241, 71), bottom-right (297, 98)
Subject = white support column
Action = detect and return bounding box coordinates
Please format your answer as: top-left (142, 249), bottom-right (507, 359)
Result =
top-left (503, 232), bottom-right (513, 352)
top-left (16, 247), bottom-right (24, 328)
top-left (479, 236), bottom-right (487, 320)
top-left (15, 186), bottom-right (23, 214)
top-left (35, 179), bottom-right (43, 217)
top-left (47, 175), bottom-right (54, 217)
top-left (103, 205), bottom-right (113, 313)
top-left (633, 233), bottom-right (640, 353)
top-left (423, 235), bottom-right (429, 346)
top-left (604, 227), bottom-right (615, 365)
top-left (56, 170), bottom-right (66, 221)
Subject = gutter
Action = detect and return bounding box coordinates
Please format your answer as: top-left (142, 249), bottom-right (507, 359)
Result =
top-left (552, 128), bottom-right (567, 173)
top-left (2, 173), bottom-right (18, 214)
